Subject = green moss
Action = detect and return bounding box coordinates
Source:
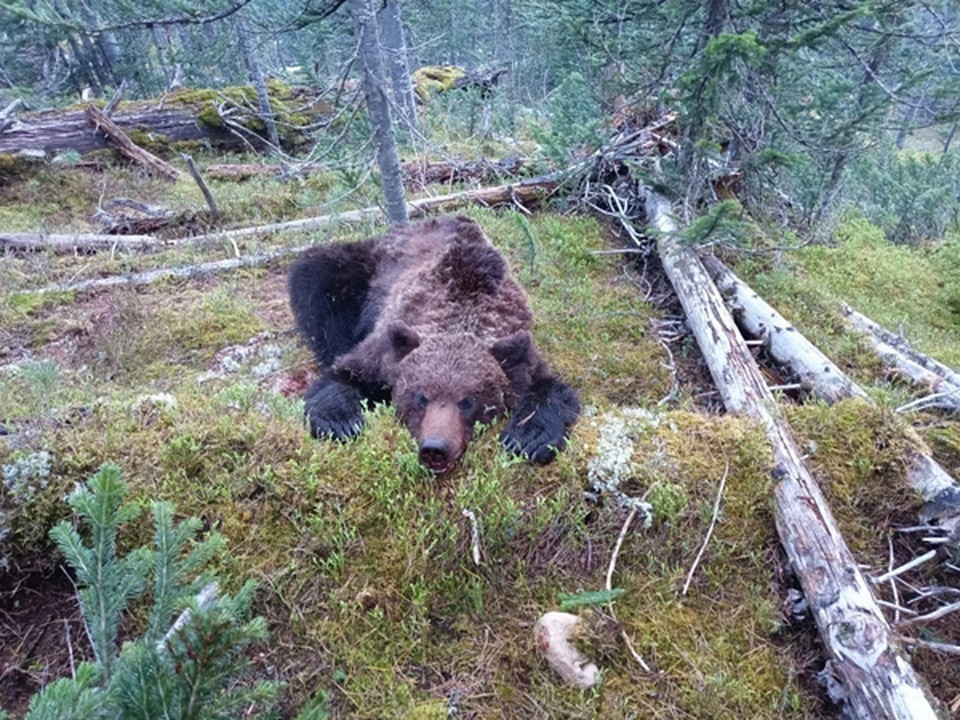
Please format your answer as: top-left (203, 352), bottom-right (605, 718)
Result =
top-left (413, 65), bottom-right (467, 102)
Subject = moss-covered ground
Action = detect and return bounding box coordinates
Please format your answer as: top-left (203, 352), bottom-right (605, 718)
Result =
top-left (2, 157), bottom-right (959, 718)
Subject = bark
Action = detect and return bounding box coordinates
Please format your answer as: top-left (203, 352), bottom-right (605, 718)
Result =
top-left (647, 190), bottom-right (939, 720)
top-left (380, 0), bottom-right (418, 131)
top-left (350, 0), bottom-right (408, 225)
top-left (85, 105), bottom-right (181, 181)
top-left (702, 254), bottom-right (960, 525)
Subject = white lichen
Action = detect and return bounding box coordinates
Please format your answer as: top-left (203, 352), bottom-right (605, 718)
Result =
top-left (586, 407), bottom-right (661, 524)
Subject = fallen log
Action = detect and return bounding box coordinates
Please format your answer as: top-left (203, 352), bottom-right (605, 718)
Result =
top-left (1, 232), bottom-right (160, 253)
top-left (842, 305), bottom-right (960, 408)
top-left (204, 156), bottom-right (530, 190)
top-left (169, 173), bottom-right (559, 249)
top-left (11, 175), bottom-right (560, 295)
top-left (0, 86), bottom-right (329, 157)
top-left (647, 191), bottom-right (939, 720)
top-left (702, 253), bottom-right (960, 526)
top-left (85, 105), bottom-right (181, 181)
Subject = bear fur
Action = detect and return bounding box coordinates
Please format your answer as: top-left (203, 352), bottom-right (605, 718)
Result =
top-left (288, 215), bottom-right (579, 474)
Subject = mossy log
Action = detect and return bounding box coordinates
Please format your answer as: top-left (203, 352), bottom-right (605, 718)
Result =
top-left (702, 253), bottom-right (960, 525)
top-left (647, 190), bottom-right (939, 720)
top-left (0, 85), bottom-right (327, 157)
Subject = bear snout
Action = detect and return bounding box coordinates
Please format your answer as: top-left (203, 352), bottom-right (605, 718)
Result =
top-left (419, 438), bottom-right (453, 473)
top-left (417, 403), bottom-right (467, 474)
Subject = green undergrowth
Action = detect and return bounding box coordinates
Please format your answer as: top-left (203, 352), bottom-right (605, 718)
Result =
top-left (738, 216), bottom-right (960, 372)
top-left (0, 210), bottom-right (848, 717)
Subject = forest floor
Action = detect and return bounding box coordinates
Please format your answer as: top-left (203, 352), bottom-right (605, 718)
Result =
top-left (2, 157), bottom-right (960, 718)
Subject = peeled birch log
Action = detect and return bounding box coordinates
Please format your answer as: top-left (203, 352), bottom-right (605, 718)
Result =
top-left (646, 190), bottom-right (939, 720)
top-left (701, 254), bottom-right (960, 524)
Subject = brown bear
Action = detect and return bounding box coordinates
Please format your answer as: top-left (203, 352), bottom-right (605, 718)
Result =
top-left (288, 215), bottom-right (579, 474)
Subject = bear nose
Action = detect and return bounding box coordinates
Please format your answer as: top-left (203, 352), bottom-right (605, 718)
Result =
top-left (419, 439), bottom-right (451, 472)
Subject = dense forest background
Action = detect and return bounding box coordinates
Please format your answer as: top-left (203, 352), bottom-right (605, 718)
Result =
top-left (3, 0), bottom-right (960, 240)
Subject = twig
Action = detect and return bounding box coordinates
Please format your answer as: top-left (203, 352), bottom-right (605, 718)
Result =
top-left (897, 600), bottom-right (960, 627)
top-left (895, 386), bottom-right (960, 414)
top-left (887, 536), bottom-right (901, 624)
top-left (63, 618), bottom-right (76, 677)
top-left (901, 637), bottom-right (960, 655)
top-left (606, 503), bottom-right (652, 673)
top-left (462, 509), bottom-right (482, 566)
top-left (871, 549), bottom-right (938, 585)
top-left (682, 462), bottom-right (729, 596)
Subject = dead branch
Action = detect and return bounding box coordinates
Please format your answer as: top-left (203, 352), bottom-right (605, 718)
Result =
top-left (168, 173), bottom-right (560, 249)
top-left (646, 190), bottom-right (940, 720)
top-left (182, 153), bottom-right (221, 217)
top-left (15, 243), bottom-right (302, 295)
top-left (1, 232), bottom-right (160, 253)
top-left (85, 104), bottom-right (181, 181)
top-left (10, 175), bottom-right (561, 295)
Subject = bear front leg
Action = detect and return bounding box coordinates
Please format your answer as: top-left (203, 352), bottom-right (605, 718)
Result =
top-left (304, 373), bottom-right (368, 440)
top-left (500, 376), bottom-right (580, 464)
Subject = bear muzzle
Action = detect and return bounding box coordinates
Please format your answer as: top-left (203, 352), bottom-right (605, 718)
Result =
top-left (417, 403), bottom-right (467, 474)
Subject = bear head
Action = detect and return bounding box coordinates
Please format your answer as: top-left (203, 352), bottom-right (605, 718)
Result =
top-left (381, 324), bottom-right (533, 474)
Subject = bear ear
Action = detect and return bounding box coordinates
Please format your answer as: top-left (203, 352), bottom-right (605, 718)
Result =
top-left (490, 331), bottom-right (532, 371)
top-left (388, 322), bottom-right (421, 361)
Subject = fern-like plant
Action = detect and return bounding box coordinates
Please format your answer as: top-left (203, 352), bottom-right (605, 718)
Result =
top-left (16, 463), bottom-right (279, 720)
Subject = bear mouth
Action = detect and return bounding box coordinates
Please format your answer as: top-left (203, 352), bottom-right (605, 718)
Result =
top-left (418, 438), bottom-right (463, 475)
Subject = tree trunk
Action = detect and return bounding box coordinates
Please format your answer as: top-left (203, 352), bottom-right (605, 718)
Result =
top-left (350, 0), bottom-right (409, 225)
top-left (647, 190), bottom-right (940, 720)
top-left (380, 0), bottom-right (418, 131)
top-left (235, 15), bottom-right (281, 152)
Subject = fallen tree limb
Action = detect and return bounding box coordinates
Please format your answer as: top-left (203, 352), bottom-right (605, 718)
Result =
top-left (86, 104), bottom-right (181, 181)
top-left (1, 232), bottom-right (160, 253)
top-left (647, 190), bottom-right (939, 720)
top-left (842, 305), bottom-right (960, 411)
top-left (11, 175), bottom-right (560, 295)
top-left (168, 174), bottom-right (560, 249)
top-left (701, 254), bottom-right (960, 525)
top-left (12, 244), bottom-right (303, 295)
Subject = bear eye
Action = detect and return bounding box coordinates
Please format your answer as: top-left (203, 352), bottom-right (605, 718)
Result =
top-left (457, 396), bottom-right (476, 413)
top-left (414, 392), bottom-right (429, 409)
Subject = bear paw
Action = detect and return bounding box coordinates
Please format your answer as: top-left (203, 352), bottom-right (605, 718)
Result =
top-left (304, 377), bottom-right (366, 440)
top-left (500, 381), bottom-right (579, 464)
